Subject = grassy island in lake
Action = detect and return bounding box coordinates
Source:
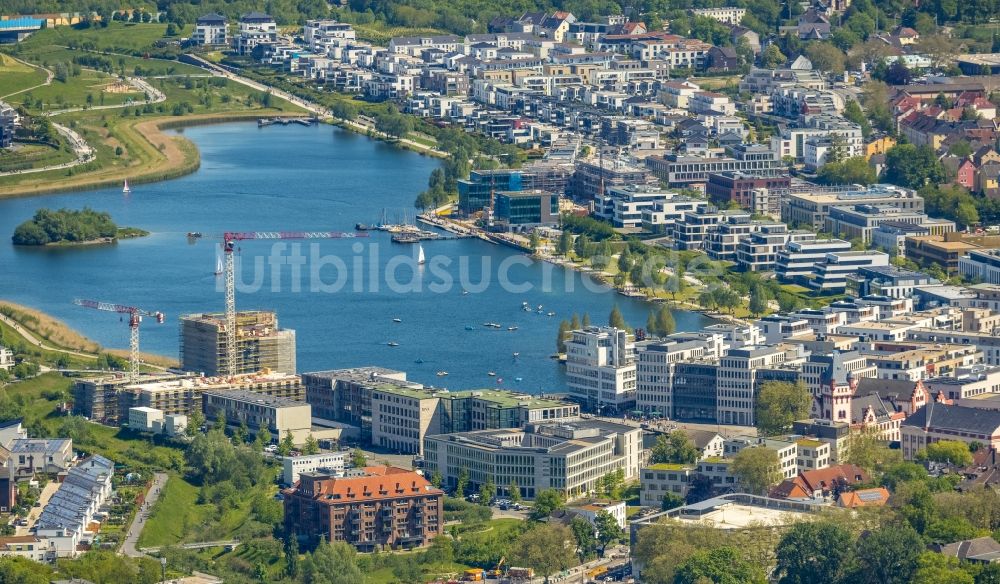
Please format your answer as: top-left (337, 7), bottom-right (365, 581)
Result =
top-left (11, 207), bottom-right (147, 246)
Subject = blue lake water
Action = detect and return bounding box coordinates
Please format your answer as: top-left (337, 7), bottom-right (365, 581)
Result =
top-left (0, 122), bottom-right (711, 392)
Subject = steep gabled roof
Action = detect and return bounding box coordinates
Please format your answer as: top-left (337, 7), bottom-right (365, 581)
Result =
top-left (902, 401), bottom-right (1000, 435)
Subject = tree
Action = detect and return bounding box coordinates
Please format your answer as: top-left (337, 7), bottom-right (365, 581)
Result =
top-left (430, 470), bottom-right (443, 487)
top-left (731, 447), bottom-right (781, 495)
top-left (661, 492), bottom-right (685, 510)
top-left (303, 434), bottom-right (319, 455)
top-left (850, 524), bottom-right (922, 584)
top-left (277, 430), bottom-right (295, 456)
top-left (573, 233), bottom-right (591, 258)
top-left (748, 284), bottom-right (770, 317)
top-left (608, 305), bottom-right (626, 330)
top-left (883, 60), bottom-right (913, 85)
top-left (455, 467), bottom-right (469, 498)
top-left (755, 381), bottom-right (812, 437)
top-left (510, 523), bottom-right (577, 580)
top-left (284, 534), bottom-right (300, 578)
top-left (530, 488), bottom-right (564, 520)
top-left (762, 44), bottom-right (787, 68)
top-left (186, 409), bottom-right (203, 437)
top-left (649, 431), bottom-right (699, 465)
top-left (478, 477), bottom-right (496, 505)
top-left (255, 428), bottom-right (272, 450)
top-left (674, 546), bottom-right (767, 584)
top-left (528, 231), bottom-right (540, 252)
top-left (350, 448), bottom-right (366, 468)
top-left (913, 552), bottom-right (975, 584)
top-left (594, 510), bottom-right (623, 555)
top-left (845, 428), bottom-right (903, 477)
top-left (654, 305), bottom-right (676, 337)
top-left (805, 42), bottom-right (847, 75)
top-left (777, 292), bottom-right (804, 313)
top-left (301, 540), bottom-right (364, 584)
top-left (330, 100), bottom-right (358, 121)
top-left (556, 320), bottom-right (570, 353)
top-left (557, 231), bottom-right (572, 256)
top-left (570, 516), bottom-right (597, 560)
top-left (842, 99), bottom-right (873, 139)
top-left (646, 312), bottom-right (657, 337)
top-left (774, 520), bottom-right (854, 584)
top-left (818, 156), bottom-right (878, 186)
top-left (508, 480), bottom-right (521, 502)
top-left (923, 440), bottom-right (973, 467)
top-left (884, 144), bottom-right (947, 189)
top-left (166, 22), bottom-right (178, 36)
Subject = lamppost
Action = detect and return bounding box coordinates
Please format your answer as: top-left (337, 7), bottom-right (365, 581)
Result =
top-left (160, 556), bottom-right (167, 582)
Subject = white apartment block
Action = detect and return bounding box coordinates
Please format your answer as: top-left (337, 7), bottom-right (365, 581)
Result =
top-left (282, 451), bottom-right (348, 486)
top-left (304, 19), bottom-right (355, 51)
top-left (565, 327), bottom-right (636, 413)
top-left (192, 13), bottom-right (227, 45)
top-left (594, 186), bottom-right (678, 229)
top-left (724, 436), bottom-right (799, 480)
top-left (809, 251), bottom-right (891, 292)
top-left (689, 92), bottom-right (736, 116)
top-left (0, 346), bottom-right (13, 371)
top-left (234, 12), bottom-right (277, 55)
top-left (776, 238), bottom-right (852, 280)
top-left (690, 7), bottom-right (747, 25)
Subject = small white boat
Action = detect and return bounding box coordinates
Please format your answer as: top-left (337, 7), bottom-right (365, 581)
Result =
top-left (537, 309), bottom-right (544, 314)
top-left (392, 318), bottom-right (402, 323)
top-left (122, 179), bottom-right (131, 194)
top-left (387, 341), bottom-right (399, 347)
top-left (417, 244), bottom-right (426, 265)
top-left (514, 377), bottom-right (523, 382)
top-left (436, 371), bottom-right (448, 377)
top-left (462, 290), bottom-right (470, 296)
top-left (513, 352), bottom-right (520, 357)
top-left (508, 326), bottom-right (518, 331)
top-left (487, 371), bottom-right (497, 377)
top-left (547, 312), bottom-right (556, 317)
top-left (537, 304), bottom-right (543, 310)
top-left (522, 301), bottom-right (529, 306)
top-left (523, 306), bottom-right (533, 312)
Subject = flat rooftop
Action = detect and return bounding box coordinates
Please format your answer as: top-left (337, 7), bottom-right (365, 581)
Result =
top-left (202, 388), bottom-right (306, 408)
top-left (125, 371), bottom-right (300, 392)
top-left (632, 494), bottom-right (819, 530)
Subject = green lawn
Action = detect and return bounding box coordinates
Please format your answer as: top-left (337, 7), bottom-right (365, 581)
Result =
top-left (0, 319), bottom-right (99, 369)
top-left (16, 22), bottom-right (172, 55)
top-left (0, 54), bottom-right (47, 98)
top-left (17, 69), bottom-right (141, 112)
top-left (0, 143), bottom-right (76, 172)
top-left (138, 473), bottom-right (202, 547)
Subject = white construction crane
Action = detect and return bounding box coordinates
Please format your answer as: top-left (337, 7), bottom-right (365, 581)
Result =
top-left (73, 299), bottom-right (165, 383)
top-left (220, 231), bottom-right (369, 375)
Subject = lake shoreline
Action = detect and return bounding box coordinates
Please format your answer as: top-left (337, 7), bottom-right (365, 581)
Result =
top-left (0, 111), bottom-right (305, 200)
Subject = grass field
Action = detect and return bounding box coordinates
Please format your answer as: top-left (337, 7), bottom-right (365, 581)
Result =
top-left (0, 143), bottom-right (76, 172)
top-left (0, 53), bottom-right (48, 98)
top-left (17, 69), bottom-right (142, 112)
top-left (11, 44), bottom-right (204, 79)
top-left (16, 22), bottom-right (172, 55)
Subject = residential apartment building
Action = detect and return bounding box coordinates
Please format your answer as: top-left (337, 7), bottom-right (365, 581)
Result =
top-left (283, 466), bottom-right (443, 550)
top-left (565, 327), bottom-right (636, 413)
top-left (775, 238), bottom-right (852, 281)
top-left (959, 249), bottom-right (1000, 285)
top-left (808, 250), bottom-right (890, 292)
top-left (570, 157), bottom-right (658, 200)
top-left (422, 419), bottom-right (642, 500)
top-left (825, 205), bottom-right (952, 244)
top-left (690, 7), bottom-right (746, 24)
top-left (594, 185), bottom-right (677, 229)
top-left (635, 336), bottom-right (723, 421)
top-left (705, 172), bottom-right (791, 210)
top-left (233, 12), bottom-right (277, 55)
top-left (192, 13), bottom-right (228, 45)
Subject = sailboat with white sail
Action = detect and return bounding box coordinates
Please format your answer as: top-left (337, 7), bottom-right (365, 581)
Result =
top-left (214, 247), bottom-right (223, 276)
top-left (122, 179), bottom-right (131, 194)
top-left (417, 243), bottom-right (426, 265)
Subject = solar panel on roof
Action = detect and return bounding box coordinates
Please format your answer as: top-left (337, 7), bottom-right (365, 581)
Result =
top-left (857, 491), bottom-right (883, 501)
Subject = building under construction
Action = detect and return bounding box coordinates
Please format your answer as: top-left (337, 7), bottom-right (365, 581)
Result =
top-left (72, 370), bottom-right (306, 424)
top-left (180, 311), bottom-right (296, 377)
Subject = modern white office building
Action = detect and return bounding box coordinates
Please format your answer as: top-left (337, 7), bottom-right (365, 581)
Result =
top-left (281, 451), bottom-right (348, 486)
top-left (423, 419), bottom-right (642, 500)
top-left (192, 13), bottom-right (228, 45)
top-left (565, 327), bottom-right (636, 413)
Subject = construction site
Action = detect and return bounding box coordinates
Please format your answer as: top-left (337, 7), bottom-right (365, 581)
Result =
top-left (179, 310), bottom-right (296, 377)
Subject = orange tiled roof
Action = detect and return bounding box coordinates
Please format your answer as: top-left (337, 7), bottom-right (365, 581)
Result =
top-left (290, 466), bottom-right (443, 504)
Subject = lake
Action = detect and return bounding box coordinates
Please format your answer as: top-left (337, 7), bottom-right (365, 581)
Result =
top-left (0, 122), bottom-right (711, 392)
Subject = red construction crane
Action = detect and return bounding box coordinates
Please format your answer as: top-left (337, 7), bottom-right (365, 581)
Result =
top-left (220, 231), bottom-right (369, 376)
top-left (73, 299), bottom-right (165, 383)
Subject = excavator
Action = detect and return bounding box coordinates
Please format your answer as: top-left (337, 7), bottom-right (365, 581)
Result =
top-left (486, 557), bottom-right (505, 579)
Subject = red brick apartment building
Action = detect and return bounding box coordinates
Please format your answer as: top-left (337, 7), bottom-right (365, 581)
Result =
top-left (283, 466), bottom-right (443, 551)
